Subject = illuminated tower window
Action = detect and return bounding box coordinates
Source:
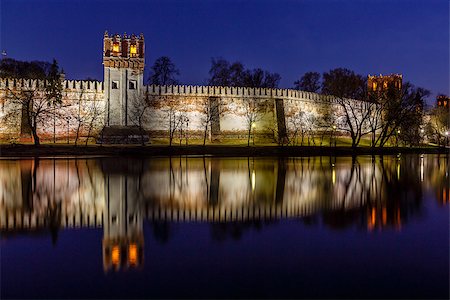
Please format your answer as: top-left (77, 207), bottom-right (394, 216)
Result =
top-left (130, 44), bottom-right (137, 57)
top-left (383, 81), bottom-right (388, 88)
top-left (372, 82), bottom-right (377, 90)
top-left (113, 43), bottom-right (119, 53)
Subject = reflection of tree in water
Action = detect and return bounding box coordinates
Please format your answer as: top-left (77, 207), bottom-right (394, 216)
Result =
top-left (149, 221), bottom-right (172, 244)
top-left (46, 201), bottom-right (62, 245)
top-left (321, 155), bottom-right (425, 231)
top-left (210, 220), bottom-right (277, 242)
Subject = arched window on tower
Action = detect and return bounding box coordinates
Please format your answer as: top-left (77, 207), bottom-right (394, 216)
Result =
top-left (372, 82), bottom-right (377, 91)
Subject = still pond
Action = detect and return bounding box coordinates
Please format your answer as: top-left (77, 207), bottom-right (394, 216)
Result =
top-left (1, 155), bottom-right (448, 299)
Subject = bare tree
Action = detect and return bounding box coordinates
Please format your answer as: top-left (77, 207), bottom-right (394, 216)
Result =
top-left (322, 68), bottom-right (372, 148)
top-left (84, 93), bottom-right (104, 146)
top-left (5, 88), bottom-right (54, 145)
top-left (315, 101), bottom-right (336, 146)
top-left (242, 98), bottom-right (267, 146)
top-left (71, 88), bottom-right (86, 146)
top-left (334, 98), bottom-right (374, 147)
top-left (425, 105), bottom-right (449, 147)
top-left (372, 83), bottom-right (428, 147)
top-left (161, 96), bottom-right (184, 146)
top-left (199, 97), bottom-right (228, 146)
top-left (4, 60), bottom-right (63, 145)
top-left (128, 92), bottom-right (151, 146)
top-left (286, 109), bottom-right (319, 146)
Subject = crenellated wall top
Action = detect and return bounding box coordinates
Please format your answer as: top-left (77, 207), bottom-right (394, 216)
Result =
top-left (0, 78), bottom-right (359, 104)
top-left (0, 78), bottom-right (104, 92)
top-left (145, 84), bottom-right (340, 103)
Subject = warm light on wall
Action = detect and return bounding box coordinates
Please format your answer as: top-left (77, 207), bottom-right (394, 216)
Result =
top-left (128, 243), bottom-right (138, 266)
top-left (113, 43), bottom-right (119, 52)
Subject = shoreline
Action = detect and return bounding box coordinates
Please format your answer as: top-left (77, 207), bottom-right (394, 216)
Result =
top-left (0, 144), bottom-right (448, 157)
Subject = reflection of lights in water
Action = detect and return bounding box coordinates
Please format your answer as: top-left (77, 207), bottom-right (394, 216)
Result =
top-left (397, 163), bottom-right (400, 180)
top-left (251, 170), bottom-right (256, 191)
top-left (420, 156), bottom-right (424, 182)
top-left (112, 245), bottom-right (120, 266)
top-left (368, 207), bottom-right (376, 231)
top-left (382, 207), bottom-right (387, 225)
top-left (332, 168), bottom-right (336, 185)
top-left (128, 244), bottom-right (137, 266)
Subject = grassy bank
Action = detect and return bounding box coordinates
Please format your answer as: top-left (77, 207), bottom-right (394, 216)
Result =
top-left (0, 143), bottom-right (447, 157)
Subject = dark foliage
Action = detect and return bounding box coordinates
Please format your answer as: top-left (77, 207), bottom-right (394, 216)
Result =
top-left (208, 57), bottom-right (281, 88)
top-left (148, 56), bottom-right (180, 85)
top-left (294, 71), bottom-right (321, 92)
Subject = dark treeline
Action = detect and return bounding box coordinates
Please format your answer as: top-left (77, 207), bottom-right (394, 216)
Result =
top-left (0, 58), bottom-right (57, 79)
top-left (147, 56), bottom-right (281, 88)
top-left (207, 58), bottom-right (281, 88)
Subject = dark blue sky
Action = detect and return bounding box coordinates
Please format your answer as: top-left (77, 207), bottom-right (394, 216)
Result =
top-left (1, 0), bottom-right (448, 100)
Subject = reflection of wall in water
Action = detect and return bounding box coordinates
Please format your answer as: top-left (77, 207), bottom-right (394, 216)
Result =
top-left (1, 156), bottom-right (448, 269)
top-left (0, 159), bottom-right (105, 228)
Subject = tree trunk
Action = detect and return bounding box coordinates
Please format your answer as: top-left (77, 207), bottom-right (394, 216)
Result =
top-left (203, 124), bottom-right (208, 146)
top-left (31, 118), bottom-right (40, 145)
top-left (247, 126), bottom-right (251, 146)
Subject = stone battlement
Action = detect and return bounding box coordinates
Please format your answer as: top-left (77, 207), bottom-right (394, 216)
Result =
top-left (0, 78), bottom-right (104, 92)
top-left (145, 84), bottom-right (337, 103)
top-left (0, 78), bottom-right (340, 103)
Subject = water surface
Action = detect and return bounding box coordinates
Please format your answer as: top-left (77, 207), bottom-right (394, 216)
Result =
top-left (1, 155), bottom-right (448, 299)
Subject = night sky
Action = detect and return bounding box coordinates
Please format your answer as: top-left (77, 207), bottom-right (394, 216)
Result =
top-left (1, 0), bottom-right (448, 102)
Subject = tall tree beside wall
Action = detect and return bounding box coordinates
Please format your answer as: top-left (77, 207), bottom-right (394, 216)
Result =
top-left (242, 98), bottom-right (268, 146)
top-left (371, 83), bottom-right (428, 147)
top-left (148, 56), bottom-right (180, 85)
top-left (4, 59), bottom-right (64, 145)
top-left (149, 95), bottom-right (186, 146)
top-left (199, 97), bottom-right (228, 146)
top-left (128, 92), bottom-right (151, 146)
top-left (46, 59), bottom-right (63, 143)
top-left (322, 68), bottom-right (373, 148)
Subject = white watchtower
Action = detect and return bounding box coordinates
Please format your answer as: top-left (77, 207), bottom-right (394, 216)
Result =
top-left (103, 31), bottom-right (145, 126)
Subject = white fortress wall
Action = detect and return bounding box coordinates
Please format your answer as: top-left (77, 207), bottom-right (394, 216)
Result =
top-left (0, 79), bottom-right (360, 140)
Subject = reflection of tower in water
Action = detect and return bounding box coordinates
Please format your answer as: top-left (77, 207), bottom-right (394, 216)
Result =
top-left (102, 159), bottom-right (144, 272)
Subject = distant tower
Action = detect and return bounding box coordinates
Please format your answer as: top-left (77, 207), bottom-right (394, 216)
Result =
top-left (367, 74), bottom-right (402, 93)
top-left (436, 95), bottom-right (449, 108)
top-left (103, 31), bottom-right (145, 126)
